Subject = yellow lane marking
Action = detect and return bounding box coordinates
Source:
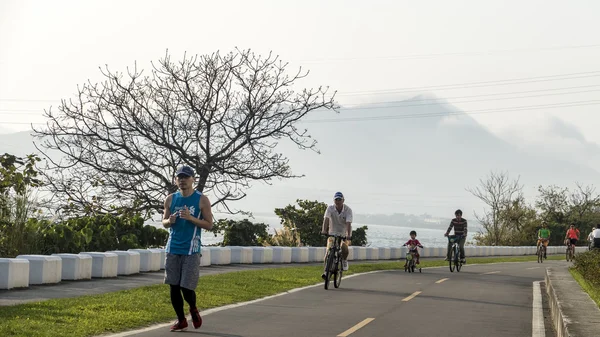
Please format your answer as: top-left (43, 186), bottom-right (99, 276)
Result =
top-left (337, 318), bottom-right (375, 337)
top-left (482, 271), bottom-right (501, 275)
top-left (402, 291), bottom-right (422, 302)
top-left (436, 278), bottom-right (449, 284)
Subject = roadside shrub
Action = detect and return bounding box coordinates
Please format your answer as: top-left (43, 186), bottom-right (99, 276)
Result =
top-left (573, 250), bottom-right (600, 285)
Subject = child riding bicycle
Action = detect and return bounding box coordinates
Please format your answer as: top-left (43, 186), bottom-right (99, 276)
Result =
top-left (403, 230), bottom-right (424, 268)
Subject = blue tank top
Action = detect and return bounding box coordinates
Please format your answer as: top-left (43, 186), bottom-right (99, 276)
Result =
top-left (166, 190), bottom-right (203, 255)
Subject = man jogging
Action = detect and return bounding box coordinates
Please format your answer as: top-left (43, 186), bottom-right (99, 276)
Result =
top-left (162, 166), bottom-right (213, 332)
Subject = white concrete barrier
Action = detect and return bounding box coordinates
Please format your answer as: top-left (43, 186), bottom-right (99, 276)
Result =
top-left (210, 247), bottom-right (232, 265)
top-left (390, 247), bottom-right (403, 259)
top-left (15, 255), bottom-right (62, 285)
top-left (291, 247), bottom-right (309, 263)
top-left (0, 258), bottom-right (29, 289)
top-left (128, 249), bottom-right (160, 272)
top-left (230, 246), bottom-right (253, 264)
top-left (378, 247), bottom-right (391, 260)
top-left (353, 246), bottom-right (367, 260)
top-left (421, 247), bottom-right (433, 257)
top-left (52, 253), bottom-right (93, 280)
top-left (366, 247), bottom-right (379, 260)
top-left (272, 247), bottom-right (292, 263)
top-left (252, 247), bottom-right (273, 264)
top-left (308, 247), bottom-right (320, 262)
top-left (108, 251), bottom-right (140, 276)
top-left (79, 252), bottom-right (118, 278)
top-left (148, 248), bottom-right (166, 269)
top-left (201, 247), bottom-right (211, 266)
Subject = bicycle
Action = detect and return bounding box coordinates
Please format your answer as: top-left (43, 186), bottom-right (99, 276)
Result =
top-left (536, 239), bottom-right (547, 263)
top-left (447, 235), bottom-right (464, 272)
top-left (403, 244), bottom-right (422, 273)
top-left (565, 240), bottom-right (576, 262)
top-left (323, 234), bottom-right (346, 290)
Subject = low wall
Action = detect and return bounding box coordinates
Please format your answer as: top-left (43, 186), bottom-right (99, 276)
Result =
top-left (546, 267), bottom-right (600, 337)
top-left (0, 245), bottom-right (586, 289)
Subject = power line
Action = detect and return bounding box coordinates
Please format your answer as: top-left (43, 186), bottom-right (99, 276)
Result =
top-left (333, 89), bottom-right (600, 111)
top-left (340, 84), bottom-right (600, 106)
top-left (2, 70), bottom-right (600, 103)
top-left (335, 71), bottom-right (600, 96)
top-left (2, 87), bottom-right (599, 116)
top-left (301, 100), bottom-right (600, 124)
top-left (1, 100), bottom-right (598, 126)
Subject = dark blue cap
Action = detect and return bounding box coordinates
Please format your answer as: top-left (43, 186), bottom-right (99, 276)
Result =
top-left (334, 192), bottom-right (344, 200)
top-left (176, 166), bottom-right (195, 177)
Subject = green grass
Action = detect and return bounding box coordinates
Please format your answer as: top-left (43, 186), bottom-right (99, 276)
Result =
top-left (0, 255), bottom-right (563, 337)
top-left (569, 268), bottom-right (600, 309)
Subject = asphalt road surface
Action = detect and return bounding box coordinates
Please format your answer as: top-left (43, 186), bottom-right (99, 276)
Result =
top-left (110, 260), bottom-right (564, 337)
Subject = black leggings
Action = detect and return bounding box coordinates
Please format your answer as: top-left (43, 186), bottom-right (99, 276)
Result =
top-left (170, 285), bottom-right (197, 321)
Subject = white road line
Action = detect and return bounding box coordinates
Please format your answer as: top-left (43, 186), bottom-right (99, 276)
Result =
top-left (527, 267), bottom-right (541, 270)
top-left (482, 271), bottom-right (501, 275)
top-left (532, 281), bottom-right (546, 337)
top-left (337, 318), bottom-right (375, 337)
top-left (435, 278), bottom-right (449, 284)
top-left (402, 291), bottom-right (422, 302)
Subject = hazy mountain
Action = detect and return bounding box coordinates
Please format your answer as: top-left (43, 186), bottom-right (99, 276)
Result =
top-left (0, 94), bottom-right (597, 218)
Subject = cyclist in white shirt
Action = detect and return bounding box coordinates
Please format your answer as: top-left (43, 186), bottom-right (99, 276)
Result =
top-left (592, 224), bottom-right (600, 249)
top-left (321, 192), bottom-right (353, 280)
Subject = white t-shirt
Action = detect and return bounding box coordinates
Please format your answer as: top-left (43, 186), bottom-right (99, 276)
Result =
top-left (593, 228), bottom-right (600, 239)
top-left (324, 204), bottom-right (353, 236)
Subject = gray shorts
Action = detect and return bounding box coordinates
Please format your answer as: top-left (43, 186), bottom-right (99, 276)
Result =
top-left (164, 253), bottom-right (202, 290)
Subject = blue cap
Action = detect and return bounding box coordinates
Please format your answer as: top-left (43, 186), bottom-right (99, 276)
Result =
top-left (176, 165), bottom-right (195, 177)
top-left (334, 192), bottom-right (344, 200)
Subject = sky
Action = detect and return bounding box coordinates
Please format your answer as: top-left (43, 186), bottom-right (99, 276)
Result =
top-left (1, 0), bottom-right (599, 221)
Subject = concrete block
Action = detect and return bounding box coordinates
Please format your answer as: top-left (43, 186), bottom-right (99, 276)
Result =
top-left (291, 247), bottom-right (309, 263)
top-left (79, 252), bottom-right (118, 278)
top-left (378, 247), bottom-right (391, 260)
top-left (128, 249), bottom-right (160, 272)
top-left (210, 247), bottom-right (232, 265)
top-left (108, 251), bottom-right (140, 275)
top-left (366, 247), bottom-right (379, 260)
top-left (272, 247), bottom-right (292, 263)
top-left (252, 247), bottom-right (273, 264)
top-left (200, 247), bottom-right (211, 266)
top-left (52, 253), bottom-right (93, 280)
top-left (15, 255), bottom-right (62, 285)
top-left (0, 258), bottom-right (30, 289)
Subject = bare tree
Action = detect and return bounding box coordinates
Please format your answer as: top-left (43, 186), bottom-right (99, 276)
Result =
top-left (466, 171), bottom-right (523, 245)
top-left (32, 49), bottom-right (338, 217)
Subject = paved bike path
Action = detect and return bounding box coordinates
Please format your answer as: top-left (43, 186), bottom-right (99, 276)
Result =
top-left (110, 260), bottom-right (565, 337)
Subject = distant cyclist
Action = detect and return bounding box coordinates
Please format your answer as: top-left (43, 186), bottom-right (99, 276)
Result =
top-left (537, 222), bottom-right (550, 259)
top-left (564, 224), bottom-right (580, 248)
top-left (444, 209), bottom-right (468, 263)
top-left (321, 192), bottom-right (353, 280)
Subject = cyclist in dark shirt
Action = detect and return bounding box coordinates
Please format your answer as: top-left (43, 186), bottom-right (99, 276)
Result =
top-left (444, 209), bottom-right (467, 263)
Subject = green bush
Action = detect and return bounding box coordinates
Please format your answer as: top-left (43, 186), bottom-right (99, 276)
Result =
top-left (209, 218), bottom-right (269, 246)
top-left (351, 225), bottom-right (368, 246)
top-left (573, 250), bottom-right (600, 286)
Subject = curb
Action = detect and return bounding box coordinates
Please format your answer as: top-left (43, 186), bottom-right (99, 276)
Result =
top-left (545, 267), bottom-right (600, 337)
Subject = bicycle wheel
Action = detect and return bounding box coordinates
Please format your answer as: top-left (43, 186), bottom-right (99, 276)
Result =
top-left (334, 256), bottom-right (343, 288)
top-left (565, 247), bottom-right (570, 261)
top-left (324, 250), bottom-right (334, 290)
top-left (537, 247), bottom-right (542, 263)
top-left (455, 247), bottom-right (461, 272)
top-left (449, 248), bottom-right (455, 272)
